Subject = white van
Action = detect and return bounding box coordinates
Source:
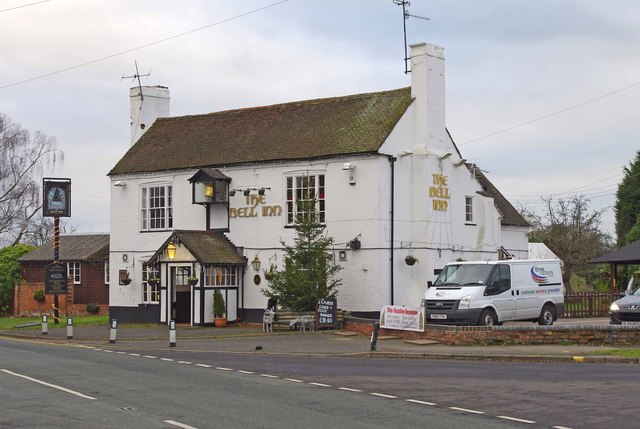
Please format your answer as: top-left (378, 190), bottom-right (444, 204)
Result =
top-left (424, 259), bottom-right (564, 326)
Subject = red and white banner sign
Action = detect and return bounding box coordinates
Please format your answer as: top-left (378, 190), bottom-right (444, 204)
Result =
top-left (380, 305), bottom-right (425, 332)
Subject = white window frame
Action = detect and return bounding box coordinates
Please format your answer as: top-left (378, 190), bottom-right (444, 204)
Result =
top-left (104, 261), bottom-right (109, 284)
top-left (67, 262), bottom-right (81, 284)
top-left (142, 262), bottom-right (160, 304)
top-left (205, 265), bottom-right (240, 286)
top-left (286, 173), bottom-right (325, 225)
top-left (141, 185), bottom-right (173, 231)
top-left (465, 196), bottom-right (474, 223)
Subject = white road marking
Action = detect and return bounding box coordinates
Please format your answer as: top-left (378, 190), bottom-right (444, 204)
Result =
top-left (1, 369), bottom-right (97, 400)
top-left (103, 350), bottom-right (114, 353)
top-left (284, 378), bottom-right (304, 383)
top-left (236, 370), bottom-right (254, 374)
top-left (497, 416), bottom-right (536, 424)
top-left (338, 387), bottom-right (362, 392)
top-left (370, 392), bottom-right (397, 399)
top-left (406, 399), bottom-right (436, 406)
top-left (553, 426), bottom-right (574, 429)
top-left (129, 353), bottom-right (140, 356)
top-left (164, 419), bottom-right (198, 429)
top-left (260, 374), bottom-right (279, 378)
top-left (216, 367), bottom-right (233, 371)
top-left (115, 351), bottom-right (127, 355)
top-left (309, 382), bottom-right (331, 387)
top-left (449, 407), bottom-right (485, 415)
top-left (143, 355), bottom-right (157, 359)
top-left (195, 364), bottom-right (211, 368)
top-left (178, 361), bottom-right (192, 365)
top-left (93, 348), bottom-right (102, 351)
top-left (161, 358), bottom-right (174, 361)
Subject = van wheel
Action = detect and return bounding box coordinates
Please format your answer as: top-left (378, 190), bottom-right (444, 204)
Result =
top-left (538, 305), bottom-right (555, 326)
top-left (478, 309), bottom-right (497, 326)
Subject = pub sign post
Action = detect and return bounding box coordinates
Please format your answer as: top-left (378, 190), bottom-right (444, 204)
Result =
top-left (43, 178), bottom-right (71, 324)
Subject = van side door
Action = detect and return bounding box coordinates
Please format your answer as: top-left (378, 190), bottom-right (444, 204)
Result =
top-left (483, 264), bottom-right (515, 321)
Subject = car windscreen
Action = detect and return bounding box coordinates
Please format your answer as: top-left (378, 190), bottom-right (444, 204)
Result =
top-left (433, 264), bottom-right (494, 287)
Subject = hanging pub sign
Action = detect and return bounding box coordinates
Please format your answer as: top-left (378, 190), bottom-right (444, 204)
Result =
top-left (45, 262), bottom-right (68, 295)
top-left (43, 178), bottom-right (71, 217)
top-left (316, 298), bottom-right (337, 329)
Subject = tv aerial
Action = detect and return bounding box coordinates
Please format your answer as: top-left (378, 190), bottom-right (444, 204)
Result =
top-left (121, 60), bottom-right (151, 100)
top-left (393, 0), bottom-right (429, 74)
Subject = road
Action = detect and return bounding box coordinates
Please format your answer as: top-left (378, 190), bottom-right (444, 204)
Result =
top-left (1, 336), bottom-right (635, 428)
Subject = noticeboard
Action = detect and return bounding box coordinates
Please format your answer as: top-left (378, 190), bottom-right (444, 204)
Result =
top-left (316, 298), bottom-right (337, 329)
top-left (45, 262), bottom-right (68, 295)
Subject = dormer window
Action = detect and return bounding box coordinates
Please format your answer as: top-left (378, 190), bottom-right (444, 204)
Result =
top-left (189, 169), bottom-right (232, 205)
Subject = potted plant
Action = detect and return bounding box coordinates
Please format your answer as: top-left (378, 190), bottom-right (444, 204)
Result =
top-left (33, 289), bottom-right (45, 302)
top-left (213, 289), bottom-right (227, 327)
top-left (263, 264), bottom-right (276, 281)
top-left (120, 271), bottom-right (132, 285)
top-left (147, 276), bottom-right (160, 286)
top-left (188, 276), bottom-right (199, 286)
top-left (404, 255), bottom-right (418, 266)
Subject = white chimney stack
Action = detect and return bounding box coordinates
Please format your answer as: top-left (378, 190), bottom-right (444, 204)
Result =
top-left (130, 85), bottom-right (170, 146)
top-left (410, 43), bottom-right (447, 152)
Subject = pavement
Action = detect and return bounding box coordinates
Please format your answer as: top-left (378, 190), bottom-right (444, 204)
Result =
top-left (1, 319), bottom-right (639, 364)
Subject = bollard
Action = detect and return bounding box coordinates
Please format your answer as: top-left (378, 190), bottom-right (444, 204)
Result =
top-left (41, 315), bottom-right (48, 335)
top-left (169, 320), bottom-right (176, 347)
top-left (66, 317), bottom-right (73, 340)
top-left (109, 319), bottom-right (118, 344)
top-left (370, 321), bottom-right (380, 351)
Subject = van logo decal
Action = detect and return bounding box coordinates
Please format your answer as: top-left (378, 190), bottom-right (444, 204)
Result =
top-left (531, 266), bottom-right (554, 284)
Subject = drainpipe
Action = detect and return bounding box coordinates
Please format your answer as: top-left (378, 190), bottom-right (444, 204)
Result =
top-left (388, 156), bottom-right (397, 305)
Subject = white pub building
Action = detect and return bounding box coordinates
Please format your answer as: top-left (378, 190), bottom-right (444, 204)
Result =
top-left (108, 42), bottom-right (529, 324)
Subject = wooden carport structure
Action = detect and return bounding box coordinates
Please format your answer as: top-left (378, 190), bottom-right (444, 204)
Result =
top-left (590, 239), bottom-right (640, 290)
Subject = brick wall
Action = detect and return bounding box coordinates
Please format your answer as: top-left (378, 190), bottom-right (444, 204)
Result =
top-left (345, 318), bottom-right (640, 346)
top-left (20, 261), bottom-right (108, 304)
top-left (13, 282), bottom-right (109, 317)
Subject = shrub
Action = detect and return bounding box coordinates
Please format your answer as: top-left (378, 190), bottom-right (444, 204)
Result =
top-left (86, 304), bottom-right (100, 314)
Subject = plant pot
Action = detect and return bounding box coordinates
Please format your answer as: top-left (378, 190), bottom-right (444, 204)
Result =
top-left (188, 279), bottom-right (198, 286)
top-left (214, 317), bottom-right (228, 328)
top-left (405, 256), bottom-right (417, 266)
top-left (120, 278), bottom-right (132, 285)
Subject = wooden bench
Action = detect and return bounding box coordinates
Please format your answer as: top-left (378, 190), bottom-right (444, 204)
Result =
top-left (267, 309), bottom-right (348, 331)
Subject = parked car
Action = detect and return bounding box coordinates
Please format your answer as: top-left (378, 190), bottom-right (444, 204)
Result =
top-left (609, 276), bottom-right (640, 325)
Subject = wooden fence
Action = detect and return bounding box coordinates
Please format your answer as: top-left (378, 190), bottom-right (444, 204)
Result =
top-left (562, 291), bottom-right (621, 318)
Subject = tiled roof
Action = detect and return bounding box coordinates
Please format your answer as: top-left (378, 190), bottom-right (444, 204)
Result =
top-left (471, 166), bottom-right (530, 227)
top-left (150, 230), bottom-right (246, 265)
top-left (109, 87), bottom-right (413, 175)
top-left (590, 240), bottom-right (640, 264)
top-left (19, 234), bottom-right (109, 262)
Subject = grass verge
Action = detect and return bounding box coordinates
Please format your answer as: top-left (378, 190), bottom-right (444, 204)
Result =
top-left (0, 315), bottom-right (109, 330)
top-left (590, 349), bottom-right (640, 358)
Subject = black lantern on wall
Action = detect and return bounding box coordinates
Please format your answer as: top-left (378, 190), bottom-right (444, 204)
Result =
top-left (188, 169), bottom-right (232, 204)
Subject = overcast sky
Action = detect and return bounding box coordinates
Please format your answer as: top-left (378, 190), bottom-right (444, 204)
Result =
top-left (2, 0), bottom-right (638, 238)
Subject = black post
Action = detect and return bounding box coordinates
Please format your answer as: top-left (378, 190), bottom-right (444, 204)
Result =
top-left (370, 322), bottom-right (380, 352)
top-left (53, 217), bottom-right (60, 324)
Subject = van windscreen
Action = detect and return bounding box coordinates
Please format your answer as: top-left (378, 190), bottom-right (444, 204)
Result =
top-left (434, 264), bottom-right (494, 287)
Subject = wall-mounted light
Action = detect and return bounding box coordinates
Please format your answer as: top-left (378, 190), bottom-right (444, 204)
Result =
top-left (399, 149), bottom-right (413, 157)
top-left (251, 255), bottom-right (261, 271)
top-left (167, 242), bottom-right (176, 260)
top-left (113, 180), bottom-right (126, 187)
top-left (439, 153), bottom-right (452, 161)
top-left (229, 190), bottom-right (236, 196)
top-left (455, 159), bottom-right (467, 167)
top-left (258, 188), bottom-right (266, 196)
top-left (243, 189), bottom-right (251, 196)
top-left (342, 162), bottom-right (355, 170)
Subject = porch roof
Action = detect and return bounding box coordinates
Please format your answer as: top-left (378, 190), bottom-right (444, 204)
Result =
top-left (150, 230), bottom-right (246, 265)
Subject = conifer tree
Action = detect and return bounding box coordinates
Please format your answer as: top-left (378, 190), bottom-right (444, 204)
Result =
top-left (262, 199), bottom-right (341, 312)
top-left (615, 150), bottom-right (640, 245)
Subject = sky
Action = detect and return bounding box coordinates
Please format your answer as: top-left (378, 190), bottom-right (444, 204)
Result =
top-left (1, 0), bottom-right (638, 239)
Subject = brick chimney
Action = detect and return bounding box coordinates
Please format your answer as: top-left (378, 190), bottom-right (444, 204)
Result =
top-left (130, 85), bottom-right (170, 146)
